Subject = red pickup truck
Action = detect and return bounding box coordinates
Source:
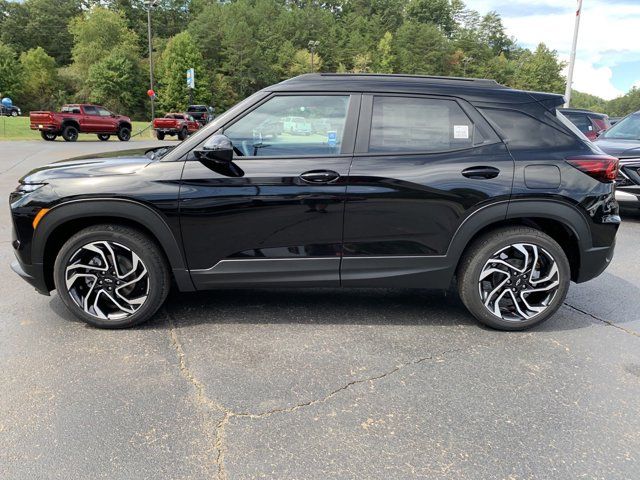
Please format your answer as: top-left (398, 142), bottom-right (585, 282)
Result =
top-left (153, 113), bottom-right (200, 140)
top-left (30, 104), bottom-right (132, 142)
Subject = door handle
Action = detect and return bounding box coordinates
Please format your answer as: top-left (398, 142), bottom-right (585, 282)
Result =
top-left (300, 170), bottom-right (340, 183)
top-left (461, 166), bottom-right (500, 179)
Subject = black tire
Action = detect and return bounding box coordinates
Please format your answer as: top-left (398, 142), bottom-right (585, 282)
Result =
top-left (177, 127), bottom-right (188, 141)
top-left (53, 224), bottom-right (170, 329)
top-left (40, 131), bottom-right (57, 141)
top-left (62, 125), bottom-right (79, 142)
top-left (156, 131), bottom-right (165, 141)
top-left (97, 134), bottom-right (110, 141)
top-left (117, 125), bottom-right (131, 142)
top-left (457, 226), bottom-right (570, 331)
top-left (11, 110), bottom-right (18, 117)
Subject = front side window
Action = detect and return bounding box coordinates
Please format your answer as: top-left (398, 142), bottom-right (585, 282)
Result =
top-left (97, 107), bottom-right (112, 117)
top-left (224, 95), bottom-right (350, 157)
top-left (368, 96), bottom-right (474, 153)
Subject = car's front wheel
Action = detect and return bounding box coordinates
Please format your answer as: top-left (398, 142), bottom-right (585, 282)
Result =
top-left (457, 226), bottom-right (570, 330)
top-left (53, 225), bottom-right (170, 328)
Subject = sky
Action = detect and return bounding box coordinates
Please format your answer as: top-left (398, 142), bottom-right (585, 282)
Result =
top-left (466, 0), bottom-right (640, 99)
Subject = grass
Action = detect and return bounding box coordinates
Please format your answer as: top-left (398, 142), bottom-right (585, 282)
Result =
top-left (0, 116), bottom-right (155, 141)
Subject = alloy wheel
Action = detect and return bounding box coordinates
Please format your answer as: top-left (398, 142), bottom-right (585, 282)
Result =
top-left (478, 243), bottom-right (560, 322)
top-left (64, 241), bottom-right (149, 320)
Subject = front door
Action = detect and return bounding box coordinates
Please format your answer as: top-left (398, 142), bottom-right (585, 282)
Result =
top-left (342, 94), bottom-right (514, 287)
top-left (179, 93), bottom-right (360, 288)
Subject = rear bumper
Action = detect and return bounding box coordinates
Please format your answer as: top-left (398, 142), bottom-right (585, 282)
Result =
top-left (30, 123), bottom-right (59, 131)
top-left (11, 257), bottom-right (49, 295)
top-left (575, 241), bottom-right (616, 283)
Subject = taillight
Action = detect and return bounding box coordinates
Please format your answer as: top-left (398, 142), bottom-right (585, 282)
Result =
top-left (566, 155), bottom-right (619, 182)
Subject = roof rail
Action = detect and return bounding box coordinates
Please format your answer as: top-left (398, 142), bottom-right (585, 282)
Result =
top-left (286, 73), bottom-right (502, 88)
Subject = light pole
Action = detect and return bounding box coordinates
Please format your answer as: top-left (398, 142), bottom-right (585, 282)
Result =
top-left (564, 0), bottom-right (583, 107)
top-left (308, 40), bottom-right (320, 72)
top-left (145, 0), bottom-right (159, 121)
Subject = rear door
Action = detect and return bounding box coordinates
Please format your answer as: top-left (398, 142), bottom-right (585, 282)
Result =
top-left (179, 92), bottom-right (360, 288)
top-left (342, 93), bottom-right (513, 287)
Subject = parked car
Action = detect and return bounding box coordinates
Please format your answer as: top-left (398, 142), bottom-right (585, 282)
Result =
top-left (153, 113), bottom-right (200, 140)
top-left (186, 105), bottom-right (214, 125)
top-left (0, 104), bottom-right (21, 117)
top-left (30, 104), bottom-right (132, 142)
top-left (558, 108), bottom-right (611, 141)
top-left (594, 111), bottom-right (640, 204)
top-left (10, 74), bottom-right (619, 330)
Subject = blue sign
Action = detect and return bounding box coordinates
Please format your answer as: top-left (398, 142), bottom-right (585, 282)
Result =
top-left (327, 130), bottom-right (337, 147)
top-left (186, 68), bottom-right (195, 89)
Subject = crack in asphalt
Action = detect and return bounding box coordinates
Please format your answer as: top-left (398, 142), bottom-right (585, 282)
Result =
top-left (164, 308), bottom-right (461, 479)
top-left (564, 302), bottom-right (640, 338)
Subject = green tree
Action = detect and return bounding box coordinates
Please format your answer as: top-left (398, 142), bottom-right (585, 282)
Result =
top-left (69, 7), bottom-right (139, 78)
top-left (393, 22), bottom-right (450, 75)
top-left (0, 0), bottom-right (82, 65)
top-left (286, 49), bottom-right (323, 76)
top-left (407, 0), bottom-right (456, 36)
top-left (18, 47), bottom-right (60, 111)
top-left (0, 42), bottom-right (22, 100)
top-left (511, 43), bottom-right (565, 94)
top-left (157, 31), bottom-right (209, 111)
top-left (374, 31), bottom-right (394, 73)
top-left (86, 51), bottom-right (146, 116)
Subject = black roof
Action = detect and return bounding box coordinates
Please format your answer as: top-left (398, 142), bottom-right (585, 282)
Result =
top-left (269, 73), bottom-right (564, 106)
top-left (559, 107), bottom-right (608, 117)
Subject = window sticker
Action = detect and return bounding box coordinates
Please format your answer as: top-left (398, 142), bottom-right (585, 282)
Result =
top-left (453, 125), bottom-right (469, 139)
top-left (327, 131), bottom-right (337, 147)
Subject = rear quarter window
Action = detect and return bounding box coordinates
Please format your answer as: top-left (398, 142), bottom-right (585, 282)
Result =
top-left (479, 108), bottom-right (578, 150)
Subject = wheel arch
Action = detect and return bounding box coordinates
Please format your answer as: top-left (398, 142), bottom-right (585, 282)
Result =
top-left (33, 199), bottom-right (194, 292)
top-left (448, 200), bottom-right (590, 282)
top-left (118, 120), bottom-right (132, 130)
top-left (61, 119), bottom-right (80, 131)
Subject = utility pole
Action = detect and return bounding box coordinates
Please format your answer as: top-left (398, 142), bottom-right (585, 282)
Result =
top-left (564, 0), bottom-right (583, 107)
top-left (308, 40), bottom-right (320, 72)
top-left (146, 0), bottom-right (158, 121)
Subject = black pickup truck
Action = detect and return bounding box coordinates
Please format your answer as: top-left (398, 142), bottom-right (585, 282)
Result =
top-left (186, 105), bottom-right (214, 125)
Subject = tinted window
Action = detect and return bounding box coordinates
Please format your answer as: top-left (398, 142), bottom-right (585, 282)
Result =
top-left (368, 96), bottom-right (474, 153)
top-left (97, 107), bottom-right (111, 117)
top-left (188, 106), bottom-right (207, 112)
top-left (224, 95), bottom-right (350, 157)
top-left (84, 106), bottom-right (98, 115)
top-left (480, 108), bottom-right (577, 150)
top-left (564, 113), bottom-right (591, 132)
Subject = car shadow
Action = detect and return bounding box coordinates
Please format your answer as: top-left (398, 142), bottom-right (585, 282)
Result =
top-left (47, 278), bottom-right (640, 333)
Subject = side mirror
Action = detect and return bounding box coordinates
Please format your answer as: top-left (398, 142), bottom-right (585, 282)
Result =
top-left (194, 134), bottom-right (233, 163)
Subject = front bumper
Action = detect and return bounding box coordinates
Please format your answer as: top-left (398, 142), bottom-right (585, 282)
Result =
top-left (11, 257), bottom-right (49, 295)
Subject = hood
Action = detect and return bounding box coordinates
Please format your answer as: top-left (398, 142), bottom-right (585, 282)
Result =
top-left (20, 148), bottom-right (154, 184)
top-left (594, 138), bottom-right (640, 159)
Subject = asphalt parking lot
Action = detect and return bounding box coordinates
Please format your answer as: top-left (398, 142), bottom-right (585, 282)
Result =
top-left (1, 141), bottom-right (639, 479)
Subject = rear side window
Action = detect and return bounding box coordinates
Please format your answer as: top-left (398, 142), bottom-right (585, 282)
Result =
top-left (480, 108), bottom-right (577, 150)
top-left (368, 96), bottom-right (474, 153)
top-left (84, 106), bottom-right (98, 115)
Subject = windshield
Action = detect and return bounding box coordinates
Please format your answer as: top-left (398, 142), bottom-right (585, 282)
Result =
top-left (601, 113), bottom-right (640, 140)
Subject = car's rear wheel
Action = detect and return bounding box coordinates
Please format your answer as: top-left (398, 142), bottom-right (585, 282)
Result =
top-left (40, 131), bottom-right (57, 141)
top-left (62, 125), bottom-right (79, 142)
top-left (53, 225), bottom-right (170, 328)
top-left (97, 134), bottom-right (110, 141)
top-left (117, 125), bottom-right (131, 142)
top-left (177, 127), bottom-right (188, 141)
top-left (457, 226), bottom-right (570, 330)
top-left (156, 131), bottom-right (165, 140)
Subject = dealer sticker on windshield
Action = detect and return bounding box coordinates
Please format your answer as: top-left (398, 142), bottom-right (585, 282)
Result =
top-left (453, 125), bottom-right (469, 139)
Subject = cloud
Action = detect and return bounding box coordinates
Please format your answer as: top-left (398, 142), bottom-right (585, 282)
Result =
top-left (563, 59), bottom-right (623, 100)
top-left (465, 0), bottom-right (640, 96)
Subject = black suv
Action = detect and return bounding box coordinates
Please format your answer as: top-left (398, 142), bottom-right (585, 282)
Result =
top-left (10, 74), bottom-right (620, 330)
top-left (187, 105), bottom-right (214, 125)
